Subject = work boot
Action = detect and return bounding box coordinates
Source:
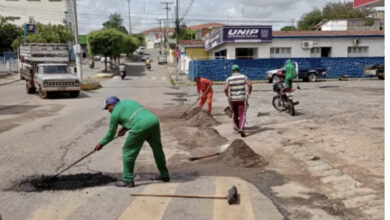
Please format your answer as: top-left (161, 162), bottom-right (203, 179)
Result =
top-left (115, 180), bottom-right (135, 188)
top-left (238, 129), bottom-right (246, 138)
top-left (152, 176), bottom-right (170, 182)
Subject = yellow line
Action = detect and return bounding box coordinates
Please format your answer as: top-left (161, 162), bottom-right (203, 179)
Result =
top-left (119, 183), bottom-right (179, 220)
top-left (27, 188), bottom-right (106, 220)
top-left (213, 177), bottom-right (255, 220)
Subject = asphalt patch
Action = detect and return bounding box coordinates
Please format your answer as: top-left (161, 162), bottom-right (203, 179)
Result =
top-left (7, 173), bottom-right (117, 192)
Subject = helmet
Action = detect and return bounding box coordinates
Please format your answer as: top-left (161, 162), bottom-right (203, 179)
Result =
top-left (231, 64), bottom-right (240, 71)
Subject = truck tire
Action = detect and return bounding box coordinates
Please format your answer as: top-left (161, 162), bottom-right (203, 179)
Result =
top-left (70, 91), bottom-right (80, 98)
top-left (39, 88), bottom-right (49, 99)
top-left (26, 82), bottom-right (36, 94)
top-left (307, 73), bottom-right (317, 82)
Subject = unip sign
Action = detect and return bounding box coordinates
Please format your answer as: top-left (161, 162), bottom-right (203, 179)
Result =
top-left (223, 26), bottom-right (272, 43)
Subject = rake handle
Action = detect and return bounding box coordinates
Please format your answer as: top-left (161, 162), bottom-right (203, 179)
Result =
top-left (54, 149), bottom-right (96, 177)
top-left (131, 193), bottom-right (226, 200)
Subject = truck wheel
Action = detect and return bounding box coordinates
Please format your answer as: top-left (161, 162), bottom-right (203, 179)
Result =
top-left (70, 91), bottom-right (80, 98)
top-left (39, 88), bottom-right (49, 99)
top-left (26, 82), bottom-right (36, 94)
top-left (307, 73), bottom-right (317, 82)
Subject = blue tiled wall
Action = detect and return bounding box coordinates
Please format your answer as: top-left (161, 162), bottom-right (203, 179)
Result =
top-left (188, 57), bottom-right (384, 81)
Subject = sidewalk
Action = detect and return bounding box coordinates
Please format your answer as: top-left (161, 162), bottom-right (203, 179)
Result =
top-left (0, 72), bottom-right (21, 86)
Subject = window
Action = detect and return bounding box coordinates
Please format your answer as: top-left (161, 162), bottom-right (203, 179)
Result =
top-left (270, 47), bottom-right (291, 58)
top-left (348, 46), bottom-right (368, 57)
top-left (311, 47), bottom-right (332, 58)
top-left (236, 48), bottom-right (257, 59)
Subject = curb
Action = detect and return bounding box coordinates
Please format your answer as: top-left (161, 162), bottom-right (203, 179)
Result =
top-left (0, 79), bottom-right (21, 86)
top-left (90, 73), bottom-right (114, 79)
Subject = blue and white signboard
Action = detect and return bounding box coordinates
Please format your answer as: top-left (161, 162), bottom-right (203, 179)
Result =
top-left (205, 25), bottom-right (272, 51)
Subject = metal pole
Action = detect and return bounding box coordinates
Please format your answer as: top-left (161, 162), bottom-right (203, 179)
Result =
top-left (23, 23), bottom-right (27, 44)
top-left (71, 0), bottom-right (83, 81)
top-left (128, 0), bottom-right (132, 34)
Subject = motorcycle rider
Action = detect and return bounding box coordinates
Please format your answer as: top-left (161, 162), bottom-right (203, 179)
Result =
top-left (145, 57), bottom-right (151, 70)
top-left (282, 59), bottom-right (297, 92)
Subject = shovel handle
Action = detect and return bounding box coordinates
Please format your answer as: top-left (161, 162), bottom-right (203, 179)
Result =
top-left (54, 149), bottom-right (96, 177)
top-left (188, 153), bottom-right (220, 161)
top-left (131, 193), bottom-right (226, 200)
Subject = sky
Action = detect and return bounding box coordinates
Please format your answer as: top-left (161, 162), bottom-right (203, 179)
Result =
top-left (76, 0), bottom-right (352, 35)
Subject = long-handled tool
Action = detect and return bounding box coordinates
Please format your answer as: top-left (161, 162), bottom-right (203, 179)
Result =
top-left (188, 152), bottom-right (220, 161)
top-left (53, 136), bottom-right (120, 178)
top-left (131, 185), bottom-right (238, 205)
top-left (182, 83), bottom-right (212, 118)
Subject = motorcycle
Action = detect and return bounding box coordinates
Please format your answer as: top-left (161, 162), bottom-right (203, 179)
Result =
top-left (119, 64), bottom-right (126, 80)
top-left (272, 71), bottom-right (299, 116)
top-left (146, 63), bottom-right (151, 71)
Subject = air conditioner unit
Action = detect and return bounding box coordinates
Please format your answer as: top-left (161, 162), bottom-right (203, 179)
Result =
top-left (302, 41), bottom-right (313, 49)
top-left (353, 38), bottom-right (361, 46)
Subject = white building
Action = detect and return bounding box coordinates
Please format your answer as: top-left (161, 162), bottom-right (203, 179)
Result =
top-left (315, 18), bottom-right (384, 31)
top-left (206, 28), bottom-right (384, 59)
top-left (0, 0), bottom-right (71, 26)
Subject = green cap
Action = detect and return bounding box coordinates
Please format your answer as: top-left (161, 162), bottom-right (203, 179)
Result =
top-left (231, 64), bottom-right (240, 71)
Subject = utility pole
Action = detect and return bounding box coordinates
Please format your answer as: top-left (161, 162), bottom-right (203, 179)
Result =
top-left (158, 19), bottom-right (163, 50)
top-left (175, 0), bottom-right (179, 45)
top-left (161, 1), bottom-right (173, 55)
top-left (127, 0), bottom-right (132, 34)
top-left (71, 0), bottom-right (83, 82)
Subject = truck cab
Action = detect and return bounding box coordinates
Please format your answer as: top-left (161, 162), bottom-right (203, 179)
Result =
top-left (34, 64), bottom-right (80, 98)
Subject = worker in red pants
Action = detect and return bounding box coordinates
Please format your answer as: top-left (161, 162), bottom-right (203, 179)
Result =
top-left (225, 65), bottom-right (252, 137)
top-left (195, 76), bottom-right (213, 114)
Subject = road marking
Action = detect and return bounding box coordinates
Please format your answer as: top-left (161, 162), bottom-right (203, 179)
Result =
top-left (161, 77), bottom-right (166, 80)
top-left (27, 188), bottom-right (106, 220)
top-left (151, 77), bottom-right (157, 80)
top-left (119, 183), bottom-right (179, 220)
top-left (212, 177), bottom-right (255, 220)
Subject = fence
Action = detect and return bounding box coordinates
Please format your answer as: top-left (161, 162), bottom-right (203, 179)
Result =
top-left (0, 59), bottom-right (18, 74)
top-left (188, 57), bottom-right (385, 81)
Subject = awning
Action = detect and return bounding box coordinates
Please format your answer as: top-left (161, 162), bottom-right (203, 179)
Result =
top-left (353, 0), bottom-right (384, 8)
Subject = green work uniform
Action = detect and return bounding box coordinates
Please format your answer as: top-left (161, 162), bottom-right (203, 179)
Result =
top-left (283, 59), bottom-right (297, 88)
top-left (100, 99), bottom-right (169, 182)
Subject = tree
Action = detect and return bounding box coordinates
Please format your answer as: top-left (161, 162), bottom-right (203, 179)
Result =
top-left (12, 23), bottom-right (73, 48)
top-left (103, 13), bottom-right (128, 34)
top-left (121, 35), bottom-right (140, 59)
top-left (298, 9), bottom-right (323, 30)
top-left (87, 28), bottom-right (125, 71)
top-left (322, 2), bottom-right (372, 19)
top-left (172, 25), bottom-right (196, 40)
top-left (0, 16), bottom-right (23, 53)
top-left (280, 26), bottom-right (297, 31)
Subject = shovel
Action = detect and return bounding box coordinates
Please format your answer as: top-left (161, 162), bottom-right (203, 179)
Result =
top-left (181, 83), bottom-right (212, 118)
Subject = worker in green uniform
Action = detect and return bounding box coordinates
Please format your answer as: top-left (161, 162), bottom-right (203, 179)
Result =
top-left (95, 96), bottom-right (170, 187)
top-left (283, 59), bottom-right (297, 89)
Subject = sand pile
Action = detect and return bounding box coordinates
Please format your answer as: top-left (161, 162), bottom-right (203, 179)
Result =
top-left (217, 139), bottom-right (268, 168)
top-left (8, 173), bottom-right (116, 192)
top-left (185, 110), bottom-right (221, 128)
top-left (179, 127), bottom-right (227, 147)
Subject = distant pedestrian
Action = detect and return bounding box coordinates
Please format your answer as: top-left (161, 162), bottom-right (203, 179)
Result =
top-left (195, 76), bottom-right (214, 114)
top-left (225, 65), bottom-right (252, 137)
top-left (95, 96), bottom-right (170, 187)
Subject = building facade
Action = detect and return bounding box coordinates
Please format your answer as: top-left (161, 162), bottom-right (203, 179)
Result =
top-left (0, 0), bottom-right (71, 26)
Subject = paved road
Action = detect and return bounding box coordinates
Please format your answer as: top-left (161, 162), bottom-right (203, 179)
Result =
top-left (0, 61), bottom-right (282, 219)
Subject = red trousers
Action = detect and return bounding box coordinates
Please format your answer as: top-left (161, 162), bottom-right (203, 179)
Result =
top-left (230, 101), bottom-right (247, 130)
top-left (199, 91), bottom-right (213, 113)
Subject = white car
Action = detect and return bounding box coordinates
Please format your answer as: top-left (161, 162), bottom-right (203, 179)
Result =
top-left (100, 57), bottom-right (111, 63)
top-left (137, 46), bottom-right (146, 54)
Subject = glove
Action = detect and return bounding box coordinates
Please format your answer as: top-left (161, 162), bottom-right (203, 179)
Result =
top-left (95, 143), bottom-right (103, 151)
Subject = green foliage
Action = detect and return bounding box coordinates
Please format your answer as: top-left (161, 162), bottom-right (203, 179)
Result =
top-left (0, 16), bottom-right (23, 53)
top-left (132, 34), bottom-right (145, 46)
top-left (298, 9), bottom-right (323, 30)
top-left (121, 35), bottom-right (140, 57)
top-left (364, 18), bottom-right (374, 26)
top-left (280, 26), bottom-right (297, 31)
top-left (87, 28), bottom-right (126, 71)
top-left (11, 23), bottom-right (73, 48)
top-left (172, 25), bottom-right (196, 40)
top-left (322, 2), bottom-right (372, 19)
top-left (103, 13), bottom-right (128, 34)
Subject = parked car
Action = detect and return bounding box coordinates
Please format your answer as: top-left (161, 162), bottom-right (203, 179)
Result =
top-left (265, 62), bottom-right (327, 83)
top-left (100, 57), bottom-right (111, 63)
top-left (141, 53), bottom-right (150, 61)
top-left (376, 64), bottom-right (384, 80)
top-left (93, 55), bottom-right (101, 61)
top-left (136, 46), bottom-right (146, 54)
top-left (158, 55), bottom-right (167, 65)
top-left (364, 64), bottom-right (384, 80)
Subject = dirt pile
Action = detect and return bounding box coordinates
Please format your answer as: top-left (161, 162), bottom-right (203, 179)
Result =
top-left (185, 110), bottom-right (221, 128)
top-left (179, 127), bottom-right (227, 147)
top-left (8, 173), bottom-right (116, 192)
top-left (217, 139), bottom-right (268, 168)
